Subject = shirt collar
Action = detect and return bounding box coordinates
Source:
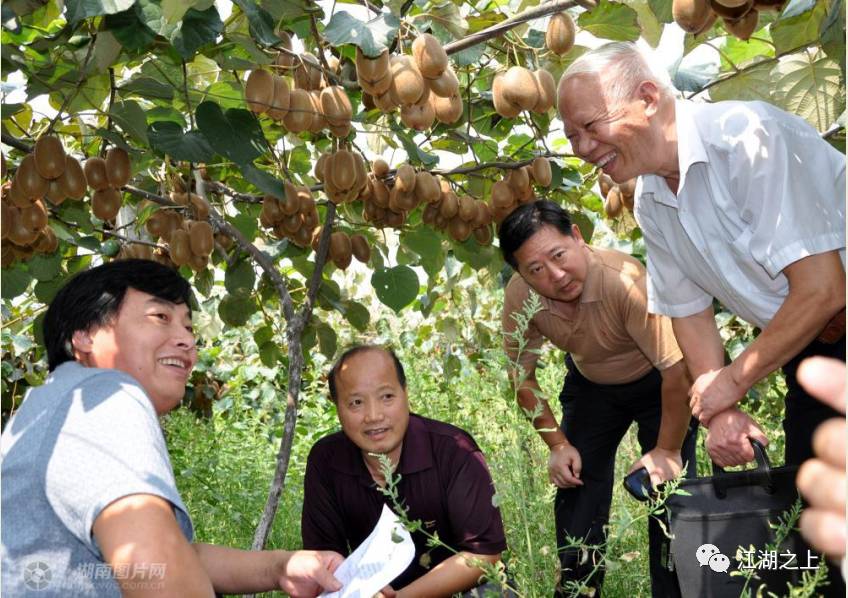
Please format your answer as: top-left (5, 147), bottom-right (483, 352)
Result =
top-left (329, 413), bottom-right (433, 482)
top-left (638, 99), bottom-right (708, 207)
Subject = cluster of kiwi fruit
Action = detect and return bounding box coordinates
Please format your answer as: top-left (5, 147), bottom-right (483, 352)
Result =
top-left (313, 229), bottom-right (371, 270)
top-left (259, 181), bottom-right (320, 249)
top-left (356, 33), bottom-right (463, 130)
top-left (83, 147), bottom-right (131, 221)
top-left (361, 159), bottom-right (441, 231)
top-left (598, 173), bottom-right (636, 218)
top-left (489, 157), bottom-right (553, 224)
top-left (144, 205), bottom-right (216, 271)
top-left (673, 0), bottom-right (782, 39)
top-left (546, 12), bottom-right (576, 55)
top-left (421, 174), bottom-right (495, 245)
top-left (315, 149), bottom-right (369, 205)
top-left (492, 66), bottom-right (556, 119)
top-left (245, 32), bottom-right (353, 138)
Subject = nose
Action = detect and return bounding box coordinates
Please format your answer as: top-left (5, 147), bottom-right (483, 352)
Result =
top-left (547, 262), bottom-right (567, 282)
top-left (363, 400), bottom-right (384, 423)
top-left (575, 134), bottom-right (597, 160)
top-left (172, 321), bottom-right (197, 351)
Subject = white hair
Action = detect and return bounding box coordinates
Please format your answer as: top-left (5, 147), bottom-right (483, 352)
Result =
top-left (560, 42), bottom-right (677, 105)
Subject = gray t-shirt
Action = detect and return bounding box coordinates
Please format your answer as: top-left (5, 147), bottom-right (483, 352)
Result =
top-left (1, 361), bottom-right (193, 596)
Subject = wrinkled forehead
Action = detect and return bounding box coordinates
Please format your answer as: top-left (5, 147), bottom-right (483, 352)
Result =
top-left (337, 348), bottom-right (401, 390)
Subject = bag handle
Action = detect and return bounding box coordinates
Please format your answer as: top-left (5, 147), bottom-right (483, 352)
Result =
top-left (711, 439), bottom-right (775, 498)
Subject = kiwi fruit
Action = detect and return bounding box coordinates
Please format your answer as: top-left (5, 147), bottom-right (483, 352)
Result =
top-left (330, 151), bottom-right (357, 192)
top-left (457, 195), bottom-right (477, 222)
top-left (281, 182), bottom-right (301, 215)
top-left (283, 89), bottom-right (314, 133)
top-left (598, 173), bottom-right (614, 197)
top-left (394, 164), bottom-right (416, 193)
top-left (355, 48), bottom-right (390, 85)
top-left (105, 147), bottom-right (131, 188)
top-left (275, 31), bottom-right (294, 68)
top-left (372, 179), bottom-right (390, 207)
top-left (169, 229), bottom-right (191, 266)
top-left (45, 178), bottom-right (67, 206)
top-left (546, 12), bottom-right (576, 56)
top-left (350, 233), bottom-right (370, 263)
top-left (91, 187), bottom-right (122, 220)
top-left (58, 156), bottom-right (86, 200)
top-left (694, 11), bottom-right (719, 34)
top-left (433, 92), bottom-right (463, 124)
top-left (17, 155), bottom-right (49, 199)
top-left (329, 122), bottom-right (351, 139)
top-left (33, 226), bottom-right (58, 254)
top-left (188, 252), bottom-right (209, 272)
top-left (372, 158), bottom-right (389, 178)
top-left (618, 178), bottom-right (636, 198)
top-left (532, 70), bottom-right (556, 113)
top-left (267, 76), bottom-right (291, 121)
top-left (146, 210), bottom-right (168, 237)
top-left (385, 209), bottom-right (405, 228)
top-left (329, 231), bottom-right (352, 269)
top-left (713, 0), bottom-right (749, 7)
top-left (83, 157), bottom-right (110, 192)
top-left (320, 86), bottom-right (353, 127)
top-left (429, 65), bottom-right (459, 98)
top-left (708, 0), bottom-right (752, 19)
top-left (507, 167), bottom-right (530, 193)
top-left (492, 74), bottom-right (521, 119)
top-left (373, 87), bottom-right (400, 112)
top-left (448, 217), bottom-right (472, 242)
top-left (672, 0), bottom-right (714, 32)
top-left (170, 191), bottom-right (190, 206)
top-left (1, 200), bottom-right (12, 239)
top-left (360, 69), bottom-right (393, 97)
top-left (8, 208), bottom-right (40, 246)
top-left (389, 55), bottom-right (425, 106)
top-left (723, 8), bottom-right (758, 39)
top-left (33, 136), bottom-right (66, 180)
top-left (412, 34), bottom-right (448, 79)
top-left (21, 199), bottom-right (48, 231)
top-left (292, 224), bottom-right (312, 248)
top-left (297, 187), bottom-right (315, 213)
top-left (314, 153), bottom-right (329, 182)
top-left (245, 69), bottom-right (275, 114)
top-left (490, 180), bottom-right (515, 209)
top-left (473, 225), bottom-right (493, 245)
top-left (413, 171), bottom-right (441, 204)
top-left (472, 200), bottom-right (493, 228)
top-left (531, 157), bottom-right (553, 187)
top-left (282, 213), bottom-right (302, 234)
top-left (502, 67), bottom-right (540, 112)
top-left (400, 97), bottom-right (436, 131)
top-left (294, 53), bottom-right (322, 90)
top-left (8, 179), bottom-right (31, 208)
top-left (190, 194), bottom-right (210, 220)
top-left (439, 191), bottom-right (459, 218)
top-left (604, 187), bottom-right (623, 218)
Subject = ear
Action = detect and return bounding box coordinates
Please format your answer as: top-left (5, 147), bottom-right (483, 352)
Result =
top-left (71, 329), bottom-right (94, 362)
top-left (571, 223), bottom-right (585, 243)
top-left (637, 80), bottom-right (662, 118)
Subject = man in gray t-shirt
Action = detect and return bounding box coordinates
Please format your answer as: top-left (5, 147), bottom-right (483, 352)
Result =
top-left (1, 259), bottom-right (343, 597)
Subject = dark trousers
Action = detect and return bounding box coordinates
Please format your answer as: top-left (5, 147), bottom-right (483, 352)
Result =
top-left (553, 356), bottom-right (697, 598)
top-left (783, 335), bottom-right (845, 597)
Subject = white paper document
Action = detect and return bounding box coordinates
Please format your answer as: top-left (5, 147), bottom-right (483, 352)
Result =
top-left (320, 504), bottom-right (416, 598)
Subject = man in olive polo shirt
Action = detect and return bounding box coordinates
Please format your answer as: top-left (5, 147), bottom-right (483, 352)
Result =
top-left (301, 345), bottom-right (509, 597)
top-left (499, 200), bottom-right (695, 597)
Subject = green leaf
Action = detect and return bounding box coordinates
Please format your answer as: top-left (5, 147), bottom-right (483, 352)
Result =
top-left (254, 325), bottom-right (274, 346)
top-left (371, 265), bottom-right (419, 313)
top-left (771, 0), bottom-right (827, 54)
top-left (577, 0), bottom-right (641, 41)
top-left (65, 0), bottom-right (135, 24)
top-left (111, 100), bottom-right (149, 145)
top-left (240, 163), bottom-right (284, 198)
top-left (427, 1), bottom-right (468, 39)
top-left (34, 277), bottom-right (65, 304)
top-left (195, 102), bottom-right (266, 164)
top-left (390, 122), bottom-right (438, 166)
top-left (571, 210), bottom-right (595, 243)
top-left (648, 0), bottom-right (673, 23)
top-left (28, 252), bottom-right (63, 281)
top-left (232, 0), bottom-right (279, 46)
top-left (772, 52), bottom-right (844, 131)
top-left (230, 212), bottom-right (258, 240)
top-left (323, 11), bottom-right (400, 58)
top-left (709, 61), bottom-right (775, 103)
top-left (451, 43), bottom-right (486, 67)
top-left (344, 301), bottom-right (370, 332)
top-left (780, 0), bottom-right (817, 18)
top-left (225, 260), bottom-right (256, 294)
top-left (170, 6), bottom-right (223, 59)
top-left (1, 267), bottom-right (32, 299)
top-left (104, 5), bottom-right (157, 50)
top-left (194, 267), bottom-right (214, 297)
top-left (630, 0), bottom-right (663, 47)
top-left (218, 292), bottom-right (255, 326)
top-left (148, 121), bottom-right (215, 162)
top-left (400, 227), bottom-right (444, 276)
top-left (316, 323), bottom-right (338, 359)
top-left (820, 0), bottom-right (844, 70)
top-left (258, 340), bottom-right (281, 366)
top-left (121, 76), bottom-right (175, 101)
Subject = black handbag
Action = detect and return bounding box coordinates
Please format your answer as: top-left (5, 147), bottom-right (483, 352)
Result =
top-left (664, 440), bottom-right (818, 597)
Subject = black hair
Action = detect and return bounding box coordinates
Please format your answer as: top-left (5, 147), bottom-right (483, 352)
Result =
top-left (327, 345), bottom-right (407, 403)
top-left (498, 200), bottom-right (574, 269)
top-left (44, 259), bottom-right (195, 371)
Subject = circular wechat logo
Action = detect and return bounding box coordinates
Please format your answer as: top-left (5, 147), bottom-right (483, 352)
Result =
top-left (23, 561), bottom-right (52, 591)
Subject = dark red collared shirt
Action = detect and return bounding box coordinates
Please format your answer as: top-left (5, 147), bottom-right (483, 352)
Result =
top-left (301, 414), bottom-right (507, 590)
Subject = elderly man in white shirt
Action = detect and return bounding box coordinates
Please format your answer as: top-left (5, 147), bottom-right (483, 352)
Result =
top-left (556, 41), bottom-right (845, 475)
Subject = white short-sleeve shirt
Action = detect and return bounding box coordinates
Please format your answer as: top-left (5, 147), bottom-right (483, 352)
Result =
top-left (634, 99), bottom-right (846, 329)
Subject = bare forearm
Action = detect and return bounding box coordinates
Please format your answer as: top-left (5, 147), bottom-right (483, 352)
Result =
top-left (517, 380), bottom-right (568, 448)
top-left (396, 552), bottom-right (499, 598)
top-left (194, 544), bottom-right (284, 594)
top-left (672, 308), bottom-right (725, 379)
top-left (728, 257), bottom-right (845, 390)
top-left (656, 360), bottom-right (692, 451)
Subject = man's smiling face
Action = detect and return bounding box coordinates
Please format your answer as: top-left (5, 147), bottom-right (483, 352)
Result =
top-left (73, 288), bottom-right (197, 414)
